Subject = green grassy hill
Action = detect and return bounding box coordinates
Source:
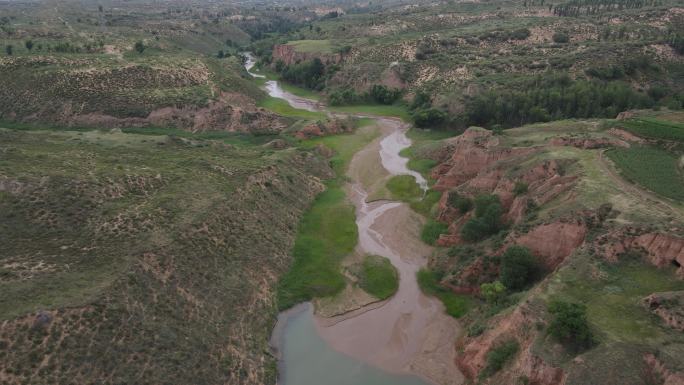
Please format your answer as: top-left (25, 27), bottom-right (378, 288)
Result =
top-left (0, 127), bottom-right (330, 384)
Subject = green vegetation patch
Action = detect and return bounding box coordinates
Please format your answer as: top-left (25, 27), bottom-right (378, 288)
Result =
top-left (357, 255), bottom-right (399, 300)
top-left (257, 96), bottom-right (327, 120)
top-left (278, 124), bottom-right (379, 310)
top-left (606, 145), bottom-right (684, 201)
top-left (287, 39), bottom-right (335, 53)
top-left (417, 269), bottom-right (471, 318)
top-left (620, 118), bottom-right (684, 142)
top-left (328, 104), bottom-right (411, 122)
top-left (277, 187), bottom-right (357, 309)
top-left (386, 175), bottom-right (422, 202)
top-left (480, 340), bottom-right (520, 379)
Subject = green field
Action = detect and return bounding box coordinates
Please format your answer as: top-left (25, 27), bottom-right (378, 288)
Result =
top-left (606, 146), bottom-right (684, 201)
top-left (358, 255), bottom-right (399, 300)
top-left (620, 118), bottom-right (684, 142)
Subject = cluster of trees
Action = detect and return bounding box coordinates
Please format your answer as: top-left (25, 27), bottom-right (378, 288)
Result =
top-left (410, 91), bottom-right (447, 128)
top-left (275, 58), bottom-right (326, 90)
top-left (552, 0), bottom-right (645, 16)
top-left (328, 84), bottom-right (402, 106)
top-left (464, 73), bottom-right (666, 128)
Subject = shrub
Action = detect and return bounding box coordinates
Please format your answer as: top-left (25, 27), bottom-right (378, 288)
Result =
top-left (481, 280), bottom-right (506, 304)
top-left (547, 300), bottom-right (594, 351)
top-left (500, 246), bottom-right (540, 291)
top-left (481, 340), bottom-right (519, 378)
top-left (552, 32), bottom-right (569, 43)
top-left (447, 191), bottom-right (473, 213)
top-left (134, 40), bottom-right (145, 54)
top-left (5, 44), bottom-right (12, 56)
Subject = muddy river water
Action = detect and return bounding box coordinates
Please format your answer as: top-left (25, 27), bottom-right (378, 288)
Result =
top-left (245, 54), bottom-right (462, 385)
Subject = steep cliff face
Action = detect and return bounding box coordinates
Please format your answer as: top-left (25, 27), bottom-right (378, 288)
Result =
top-left (272, 44), bottom-right (344, 66)
top-left (596, 229), bottom-right (684, 277)
top-left (456, 300), bottom-right (566, 385)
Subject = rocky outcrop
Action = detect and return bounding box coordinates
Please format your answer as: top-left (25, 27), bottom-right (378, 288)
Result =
top-left (272, 44), bottom-right (344, 66)
top-left (596, 229), bottom-right (684, 277)
top-left (642, 291), bottom-right (684, 331)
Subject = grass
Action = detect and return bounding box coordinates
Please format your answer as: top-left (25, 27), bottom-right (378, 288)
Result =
top-left (358, 255), bottom-right (399, 300)
top-left (606, 145), bottom-right (684, 201)
top-left (619, 118), bottom-right (684, 142)
top-left (257, 96), bottom-right (327, 120)
top-left (328, 104), bottom-right (411, 121)
top-left (278, 124), bottom-right (379, 310)
top-left (386, 175), bottom-right (423, 201)
top-left (276, 187), bottom-right (358, 310)
top-left (420, 219), bottom-right (449, 245)
top-left (417, 269), bottom-right (471, 318)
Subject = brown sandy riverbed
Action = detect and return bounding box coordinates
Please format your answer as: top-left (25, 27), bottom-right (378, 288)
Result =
top-left (314, 119), bottom-right (465, 385)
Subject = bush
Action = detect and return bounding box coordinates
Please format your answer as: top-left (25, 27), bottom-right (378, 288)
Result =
top-left (447, 191), bottom-right (473, 213)
top-left (547, 300), bottom-right (594, 351)
top-left (481, 340), bottom-right (519, 378)
top-left (500, 246), bottom-right (540, 291)
top-left (481, 281), bottom-right (507, 304)
top-left (134, 41), bottom-right (145, 54)
top-left (552, 32), bottom-right (569, 43)
top-left (510, 28), bottom-right (531, 40)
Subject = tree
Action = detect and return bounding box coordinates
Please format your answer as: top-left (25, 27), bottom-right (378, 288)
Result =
top-left (500, 246), bottom-right (540, 291)
top-left (134, 40), bottom-right (145, 54)
top-left (25, 40), bottom-right (33, 51)
top-left (5, 44), bottom-right (12, 56)
top-left (547, 300), bottom-right (594, 350)
top-left (217, 50), bottom-right (225, 58)
top-left (481, 281), bottom-right (506, 304)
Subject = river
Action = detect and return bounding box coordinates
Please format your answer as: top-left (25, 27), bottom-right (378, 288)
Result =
top-left (244, 53), bottom-right (462, 385)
